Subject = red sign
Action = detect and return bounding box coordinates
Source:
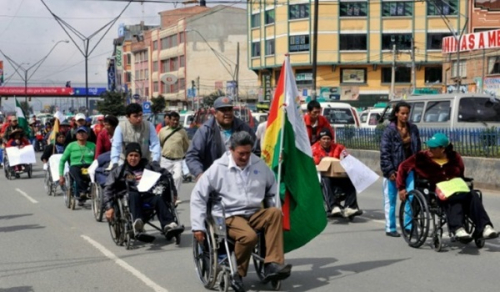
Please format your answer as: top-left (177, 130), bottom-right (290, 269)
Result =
top-left (0, 87), bottom-right (74, 96)
top-left (442, 29), bottom-right (500, 53)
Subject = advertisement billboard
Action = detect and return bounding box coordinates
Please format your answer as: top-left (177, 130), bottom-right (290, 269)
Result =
top-left (107, 58), bottom-right (116, 91)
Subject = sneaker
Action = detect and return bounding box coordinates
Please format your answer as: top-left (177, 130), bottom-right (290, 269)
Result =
top-left (330, 206), bottom-right (342, 217)
top-left (163, 222), bottom-right (178, 234)
top-left (230, 274), bottom-right (245, 292)
top-left (78, 200), bottom-right (85, 207)
top-left (79, 193), bottom-right (87, 200)
top-left (343, 207), bottom-right (360, 218)
top-left (133, 219), bottom-right (144, 234)
top-left (386, 231), bottom-right (401, 237)
top-left (455, 227), bottom-right (471, 239)
top-left (482, 225), bottom-right (498, 239)
top-left (175, 199), bottom-right (182, 206)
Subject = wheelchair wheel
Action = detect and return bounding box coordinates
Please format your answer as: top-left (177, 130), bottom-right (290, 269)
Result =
top-left (459, 217), bottom-right (475, 244)
top-left (91, 184), bottom-right (104, 222)
top-left (217, 270), bottom-right (230, 292)
top-left (109, 220), bottom-right (124, 246)
top-left (253, 233), bottom-right (266, 282)
top-left (433, 228), bottom-right (443, 252)
top-left (27, 165), bottom-right (32, 178)
top-left (271, 280), bottom-right (282, 291)
top-left (64, 176), bottom-right (72, 209)
top-left (193, 222), bottom-right (218, 289)
top-left (399, 190), bottom-right (430, 248)
top-left (44, 171), bottom-right (53, 196)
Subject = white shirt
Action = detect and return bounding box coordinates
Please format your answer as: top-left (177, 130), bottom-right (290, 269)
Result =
top-left (227, 153), bottom-right (251, 186)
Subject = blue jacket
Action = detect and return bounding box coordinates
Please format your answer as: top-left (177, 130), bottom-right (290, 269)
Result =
top-left (185, 117), bottom-right (256, 178)
top-left (380, 122), bottom-right (421, 178)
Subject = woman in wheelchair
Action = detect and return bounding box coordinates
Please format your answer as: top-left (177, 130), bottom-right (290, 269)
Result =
top-left (103, 142), bottom-right (183, 238)
top-left (397, 133), bottom-right (498, 240)
top-left (312, 128), bottom-right (362, 218)
top-left (41, 132), bottom-right (66, 166)
top-left (59, 126), bottom-right (96, 206)
top-left (6, 129), bottom-right (31, 173)
top-left (191, 132), bottom-right (292, 292)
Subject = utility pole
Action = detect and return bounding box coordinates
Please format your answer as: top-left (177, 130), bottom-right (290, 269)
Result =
top-left (411, 37), bottom-right (416, 93)
top-left (311, 0), bottom-right (319, 101)
top-left (390, 43), bottom-right (396, 100)
top-left (235, 42), bottom-right (240, 104)
top-left (196, 76), bottom-right (200, 110)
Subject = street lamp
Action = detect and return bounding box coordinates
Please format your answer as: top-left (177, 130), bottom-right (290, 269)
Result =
top-left (0, 40), bottom-right (69, 104)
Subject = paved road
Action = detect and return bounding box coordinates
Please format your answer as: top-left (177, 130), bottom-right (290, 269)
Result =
top-left (1, 162), bottom-right (500, 292)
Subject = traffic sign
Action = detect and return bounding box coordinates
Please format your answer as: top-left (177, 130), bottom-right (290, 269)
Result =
top-left (142, 102), bottom-right (151, 114)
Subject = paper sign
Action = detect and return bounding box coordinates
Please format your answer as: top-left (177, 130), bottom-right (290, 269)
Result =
top-left (436, 178), bottom-right (470, 200)
top-left (340, 155), bottom-right (379, 194)
top-left (5, 145), bottom-right (36, 166)
top-left (87, 160), bottom-right (99, 184)
top-left (137, 169), bottom-right (162, 192)
top-left (48, 154), bottom-right (69, 182)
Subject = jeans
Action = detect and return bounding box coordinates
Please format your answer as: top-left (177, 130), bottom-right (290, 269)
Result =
top-left (321, 176), bottom-right (358, 210)
top-left (382, 172), bottom-right (414, 233)
top-left (440, 191), bottom-right (493, 234)
top-left (69, 165), bottom-right (90, 196)
top-left (128, 191), bottom-right (174, 229)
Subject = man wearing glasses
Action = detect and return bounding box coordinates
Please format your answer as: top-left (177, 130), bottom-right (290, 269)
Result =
top-left (186, 96), bottom-right (256, 181)
top-left (110, 103), bottom-right (161, 167)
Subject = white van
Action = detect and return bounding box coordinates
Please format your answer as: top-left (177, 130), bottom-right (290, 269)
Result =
top-left (391, 93), bottom-right (500, 129)
top-left (301, 102), bottom-right (360, 128)
top-left (179, 111), bottom-right (194, 129)
top-left (359, 108), bottom-right (388, 129)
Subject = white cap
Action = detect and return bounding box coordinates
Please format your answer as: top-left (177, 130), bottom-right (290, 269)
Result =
top-left (75, 113), bottom-right (86, 121)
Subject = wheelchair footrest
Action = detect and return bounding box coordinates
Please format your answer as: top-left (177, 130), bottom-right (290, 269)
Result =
top-left (165, 225), bottom-right (184, 240)
top-left (135, 233), bottom-right (156, 243)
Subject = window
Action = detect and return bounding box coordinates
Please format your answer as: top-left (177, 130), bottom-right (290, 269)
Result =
top-left (179, 32), bottom-right (185, 44)
top-left (340, 2), bottom-right (368, 17)
top-left (170, 35), bottom-right (178, 47)
top-left (323, 108), bottom-right (355, 125)
top-left (425, 67), bottom-right (442, 83)
top-left (251, 42), bottom-right (261, 57)
top-left (423, 101), bottom-right (451, 123)
top-left (381, 67), bottom-right (411, 83)
top-left (381, 33), bottom-right (412, 50)
top-left (180, 55), bottom-right (185, 67)
top-left (145, 69), bottom-right (149, 80)
top-left (382, 1), bottom-right (413, 17)
top-left (427, 33), bottom-right (452, 50)
top-left (153, 82), bottom-right (159, 92)
top-left (162, 60), bottom-right (170, 73)
top-left (458, 97), bottom-right (500, 122)
top-left (295, 69), bottom-right (312, 86)
top-left (153, 41), bottom-right (158, 50)
top-left (360, 112), bottom-right (368, 123)
top-left (452, 60), bottom-right (466, 78)
top-left (251, 13), bottom-right (261, 28)
top-left (171, 57), bottom-right (178, 71)
top-left (339, 34), bottom-right (367, 50)
top-left (145, 87), bottom-right (149, 97)
top-left (179, 78), bottom-right (185, 90)
top-left (487, 56), bottom-right (500, 75)
top-left (135, 70), bottom-right (139, 80)
top-left (125, 72), bottom-right (131, 82)
top-left (289, 4), bottom-right (310, 19)
top-left (265, 39), bottom-right (275, 55)
top-left (428, 0), bottom-right (458, 16)
top-left (265, 9), bottom-right (275, 25)
top-left (289, 35), bottom-right (310, 52)
top-left (153, 61), bottom-right (158, 72)
top-left (161, 38), bottom-right (168, 49)
top-left (409, 102), bottom-right (424, 123)
top-left (144, 51), bottom-right (148, 61)
top-left (126, 54), bottom-right (131, 65)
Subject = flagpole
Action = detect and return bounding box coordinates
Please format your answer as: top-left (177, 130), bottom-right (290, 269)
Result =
top-left (274, 55), bottom-right (289, 209)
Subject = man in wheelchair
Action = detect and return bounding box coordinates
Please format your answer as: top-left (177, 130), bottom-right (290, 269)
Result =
top-left (397, 133), bottom-right (498, 240)
top-left (5, 128), bottom-right (31, 174)
top-left (104, 142), bottom-right (183, 239)
top-left (191, 132), bottom-right (292, 292)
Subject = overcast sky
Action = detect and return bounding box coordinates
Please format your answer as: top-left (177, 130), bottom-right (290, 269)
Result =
top-left (0, 0), bottom-right (186, 88)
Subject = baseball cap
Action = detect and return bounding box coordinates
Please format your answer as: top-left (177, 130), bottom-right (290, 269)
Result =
top-left (426, 133), bottom-right (450, 148)
top-left (75, 113), bottom-right (86, 121)
top-left (76, 126), bottom-right (88, 133)
top-left (213, 96), bottom-right (233, 110)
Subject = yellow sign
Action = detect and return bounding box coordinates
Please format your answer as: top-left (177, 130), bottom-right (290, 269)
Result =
top-left (435, 178), bottom-right (469, 200)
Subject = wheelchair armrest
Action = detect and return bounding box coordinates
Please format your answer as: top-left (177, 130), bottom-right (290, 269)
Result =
top-left (463, 177), bottom-right (474, 182)
top-left (416, 178), bottom-right (430, 186)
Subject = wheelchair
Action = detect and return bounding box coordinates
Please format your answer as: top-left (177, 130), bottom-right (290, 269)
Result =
top-left (399, 177), bottom-right (486, 252)
top-left (90, 181), bottom-right (105, 222)
top-left (318, 172), bottom-right (362, 221)
top-left (63, 168), bottom-right (92, 210)
top-left (3, 152), bottom-right (32, 180)
top-left (44, 154), bottom-right (66, 197)
top-left (108, 176), bottom-right (184, 250)
top-left (192, 195), bottom-right (282, 292)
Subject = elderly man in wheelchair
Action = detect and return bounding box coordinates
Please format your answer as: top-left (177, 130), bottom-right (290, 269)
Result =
top-left (104, 142), bottom-right (184, 242)
top-left (397, 133), bottom-right (498, 250)
top-left (191, 131), bottom-right (292, 292)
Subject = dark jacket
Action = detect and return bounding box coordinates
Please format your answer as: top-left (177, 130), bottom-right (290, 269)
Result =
top-left (64, 126), bottom-right (97, 147)
top-left (397, 150), bottom-right (464, 191)
top-left (40, 143), bottom-right (65, 162)
top-left (380, 122), bottom-right (421, 178)
top-left (185, 117), bottom-right (256, 178)
top-left (103, 158), bottom-right (175, 209)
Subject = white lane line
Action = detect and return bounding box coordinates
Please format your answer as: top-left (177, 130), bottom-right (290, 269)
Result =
top-left (15, 188), bottom-right (38, 204)
top-left (81, 235), bottom-right (169, 292)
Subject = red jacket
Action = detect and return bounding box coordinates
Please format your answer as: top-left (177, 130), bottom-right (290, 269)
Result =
top-left (304, 114), bottom-right (335, 145)
top-left (93, 123), bottom-right (104, 136)
top-left (311, 141), bottom-right (346, 165)
top-left (6, 138), bottom-right (30, 147)
top-left (95, 129), bottom-right (112, 159)
top-left (397, 150), bottom-right (465, 191)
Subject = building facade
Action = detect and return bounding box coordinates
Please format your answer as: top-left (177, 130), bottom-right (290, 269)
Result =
top-left (248, 0), bottom-right (473, 108)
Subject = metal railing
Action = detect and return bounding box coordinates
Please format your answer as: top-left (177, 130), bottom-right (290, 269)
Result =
top-left (336, 126), bottom-right (500, 158)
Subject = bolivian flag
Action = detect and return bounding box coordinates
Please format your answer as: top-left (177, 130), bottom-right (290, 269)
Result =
top-left (261, 57), bottom-right (327, 253)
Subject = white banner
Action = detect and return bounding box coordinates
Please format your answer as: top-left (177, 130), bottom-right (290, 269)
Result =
top-left (6, 145), bottom-right (36, 166)
top-left (340, 155), bottom-right (379, 194)
top-left (48, 154), bottom-right (69, 182)
top-left (137, 169), bottom-right (161, 192)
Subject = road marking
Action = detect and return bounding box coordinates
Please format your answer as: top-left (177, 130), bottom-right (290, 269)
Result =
top-left (15, 188), bottom-right (38, 204)
top-left (81, 235), bottom-right (169, 292)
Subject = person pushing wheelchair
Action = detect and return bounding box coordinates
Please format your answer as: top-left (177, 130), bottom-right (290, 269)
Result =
top-left (104, 142), bottom-right (183, 239)
top-left (190, 131), bottom-right (292, 292)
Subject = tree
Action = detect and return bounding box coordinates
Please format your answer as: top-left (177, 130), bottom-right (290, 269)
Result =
top-left (20, 101), bottom-right (33, 116)
top-left (96, 91), bottom-right (126, 116)
top-left (151, 94), bottom-right (166, 114)
top-left (203, 90), bottom-right (225, 107)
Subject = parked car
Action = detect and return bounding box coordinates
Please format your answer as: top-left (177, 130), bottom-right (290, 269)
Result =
top-left (359, 108), bottom-right (391, 129)
top-left (190, 106), bottom-right (256, 130)
top-left (300, 102), bottom-right (360, 128)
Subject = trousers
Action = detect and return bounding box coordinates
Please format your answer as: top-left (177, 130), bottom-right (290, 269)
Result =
top-left (128, 192), bottom-right (174, 228)
top-left (440, 191), bottom-right (493, 234)
top-left (382, 171), bottom-right (414, 233)
top-left (321, 176), bottom-right (358, 211)
top-left (160, 157), bottom-right (183, 193)
top-left (225, 207), bottom-right (284, 277)
top-left (69, 165), bottom-right (90, 195)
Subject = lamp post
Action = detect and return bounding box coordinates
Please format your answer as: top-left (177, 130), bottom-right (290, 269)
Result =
top-left (0, 40), bottom-right (69, 104)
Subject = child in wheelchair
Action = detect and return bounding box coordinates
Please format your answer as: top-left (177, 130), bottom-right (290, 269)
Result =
top-left (312, 128), bottom-right (362, 218)
top-left (5, 128), bottom-right (31, 174)
top-left (191, 132), bottom-right (292, 292)
top-left (103, 142), bottom-right (184, 240)
top-left (397, 133), bottom-right (498, 240)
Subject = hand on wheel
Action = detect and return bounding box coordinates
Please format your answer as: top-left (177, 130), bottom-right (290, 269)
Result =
top-left (105, 208), bottom-right (115, 221)
top-left (398, 189), bottom-right (408, 201)
top-left (59, 176), bottom-right (65, 186)
top-left (193, 231), bottom-right (205, 243)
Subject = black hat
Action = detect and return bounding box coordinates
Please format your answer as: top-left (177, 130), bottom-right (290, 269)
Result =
top-left (318, 128), bottom-right (332, 139)
top-left (9, 128), bottom-right (24, 139)
top-left (125, 142), bottom-right (142, 157)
